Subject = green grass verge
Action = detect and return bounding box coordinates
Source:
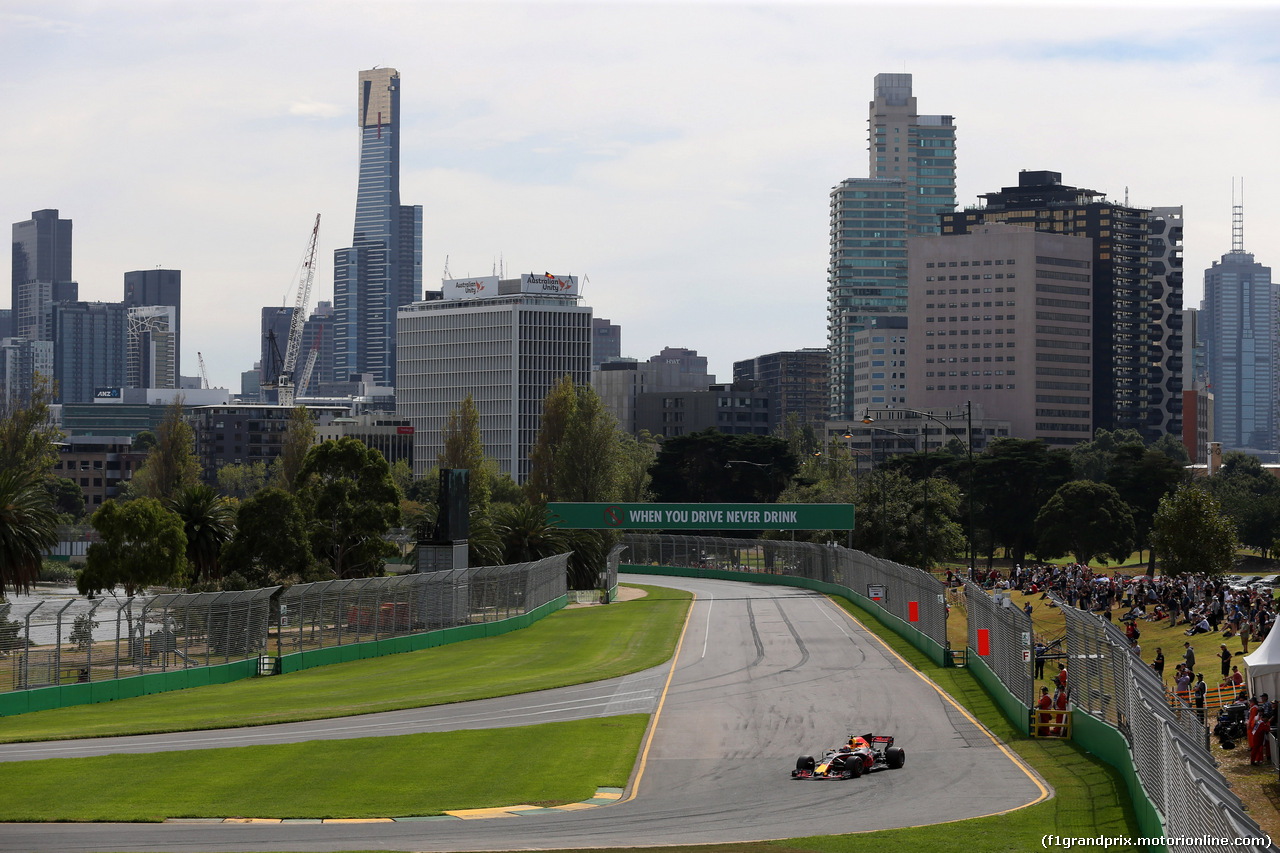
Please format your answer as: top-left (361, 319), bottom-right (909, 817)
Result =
top-left (0, 585), bottom-right (690, 743)
top-left (0, 715), bottom-right (647, 822)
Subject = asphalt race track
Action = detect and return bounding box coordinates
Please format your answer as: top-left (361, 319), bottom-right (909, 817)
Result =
top-left (0, 574), bottom-right (1049, 852)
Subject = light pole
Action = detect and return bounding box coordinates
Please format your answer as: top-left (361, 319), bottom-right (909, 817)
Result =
top-left (813, 444), bottom-right (873, 549)
top-left (862, 402), bottom-right (976, 578)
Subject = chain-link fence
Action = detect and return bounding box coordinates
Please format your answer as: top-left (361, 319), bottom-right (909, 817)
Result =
top-left (622, 534), bottom-right (946, 650)
top-left (275, 555), bottom-right (568, 656)
top-left (1054, 596), bottom-right (1265, 850)
top-left (1, 589), bottom-right (277, 691)
top-left (605, 544), bottom-right (624, 602)
top-left (964, 582), bottom-right (1034, 707)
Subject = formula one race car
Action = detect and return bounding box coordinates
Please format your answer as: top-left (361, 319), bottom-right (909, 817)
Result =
top-left (791, 734), bottom-right (905, 780)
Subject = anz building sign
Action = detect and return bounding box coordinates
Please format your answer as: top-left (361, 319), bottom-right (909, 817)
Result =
top-left (94, 387), bottom-right (122, 400)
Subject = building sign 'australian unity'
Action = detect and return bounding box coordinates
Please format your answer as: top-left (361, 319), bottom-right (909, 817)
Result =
top-left (546, 503), bottom-right (854, 531)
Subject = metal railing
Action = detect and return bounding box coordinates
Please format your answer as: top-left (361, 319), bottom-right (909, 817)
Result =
top-left (965, 581), bottom-right (1034, 707)
top-left (622, 534), bottom-right (947, 650)
top-left (1053, 595), bottom-right (1264, 850)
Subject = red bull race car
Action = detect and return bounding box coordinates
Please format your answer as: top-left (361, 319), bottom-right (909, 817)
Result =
top-left (791, 734), bottom-right (905, 780)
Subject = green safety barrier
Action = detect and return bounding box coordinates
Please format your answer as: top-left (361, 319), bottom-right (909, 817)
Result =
top-left (966, 650), bottom-right (1030, 736)
top-left (1071, 708), bottom-right (1167, 850)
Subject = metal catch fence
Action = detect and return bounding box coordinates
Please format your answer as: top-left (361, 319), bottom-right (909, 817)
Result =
top-left (0, 589), bottom-right (277, 691)
top-left (964, 582), bottom-right (1034, 707)
top-left (1054, 596), bottom-right (1264, 851)
top-left (622, 534), bottom-right (947, 650)
top-left (1, 555), bottom-right (568, 695)
top-left (274, 555), bottom-right (568, 656)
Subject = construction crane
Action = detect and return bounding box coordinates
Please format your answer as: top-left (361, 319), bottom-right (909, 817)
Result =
top-left (263, 214), bottom-right (320, 407)
top-left (296, 327), bottom-right (322, 400)
top-left (197, 352), bottom-right (210, 390)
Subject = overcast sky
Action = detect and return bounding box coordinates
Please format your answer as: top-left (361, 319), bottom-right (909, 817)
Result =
top-left (3, 1), bottom-right (1279, 389)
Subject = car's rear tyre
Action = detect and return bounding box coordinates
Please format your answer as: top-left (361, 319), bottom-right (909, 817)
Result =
top-left (886, 746), bottom-right (905, 769)
top-left (796, 755), bottom-right (815, 773)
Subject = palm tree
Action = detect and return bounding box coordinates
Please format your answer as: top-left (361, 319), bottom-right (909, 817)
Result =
top-left (165, 484), bottom-right (235, 586)
top-left (0, 469), bottom-right (60, 595)
top-left (493, 501), bottom-right (567, 564)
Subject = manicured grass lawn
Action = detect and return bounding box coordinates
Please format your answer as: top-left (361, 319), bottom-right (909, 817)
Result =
top-left (0, 715), bottom-right (647, 822)
top-left (0, 585), bottom-right (690, 743)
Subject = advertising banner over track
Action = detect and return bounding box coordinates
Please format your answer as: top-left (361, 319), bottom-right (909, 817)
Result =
top-left (547, 503), bottom-right (854, 531)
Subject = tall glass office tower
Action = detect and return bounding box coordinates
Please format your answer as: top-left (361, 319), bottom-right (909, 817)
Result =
top-left (827, 75), bottom-right (955, 419)
top-left (334, 68), bottom-right (423, 387)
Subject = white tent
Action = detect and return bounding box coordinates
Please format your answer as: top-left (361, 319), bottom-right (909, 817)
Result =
top-left (1242, 623), bottom-right (1280, 702)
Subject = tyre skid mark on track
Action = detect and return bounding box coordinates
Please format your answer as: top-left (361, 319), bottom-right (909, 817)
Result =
top-left (774, 596), bottom-right (810, 674)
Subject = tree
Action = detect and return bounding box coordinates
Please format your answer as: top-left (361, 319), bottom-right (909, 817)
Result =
top-left (165, 484), bottom-right (235, 586)
top-left (1105, 445), bottom-right (1186, 570)
top-left (554, 383), bottom-right (620, 502)
top-left (296, 437), bottom-right (401, 579)
top-left (389, 459), bottom-right (414, 500)
top-left (1035, 480), bottom-right (1135, 567)
top-left (271, 406), bottom-right (316, 493)
top-left (649, 429), bottom-right (797, 505)
top-left (494, 501), bottom-right (568, 564)
top-left (0, 373), bottom-right (62, 478)
top-left (69, 612), bottom-right (98, 651)
top-left (1206, 452), bottom-right (1280, 558)
top-left (1151, 484), bottom-right (1237, 577)
top-left (1149, 433), bottom-right (1192, 466)
top-left (46, 477), bottom-right (85, 519)
top-left (525, 376), bottom-right (576, 504)
top-left (220, 488), bottom-right (314, 587)
top-left (439, 394), bottom-right (491, 514)
top-left (216, 461), bottom-right (268, 500)
top-left (131, 400), bottom-right (200, 500)
top-left (1068, 428), bottom-right (1145, 482)
top-left (972, 438), bottom-right (1073, 566)
top-left (0, 469), bottom-right (60, 595)
top-left (78, 498), bottom-right (188, 597)
top-left (616, 431), bottom-right (659, 503)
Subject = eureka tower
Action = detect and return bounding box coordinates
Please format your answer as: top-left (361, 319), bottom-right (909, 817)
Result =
top-left (334, 68), bottom-right (423, 386)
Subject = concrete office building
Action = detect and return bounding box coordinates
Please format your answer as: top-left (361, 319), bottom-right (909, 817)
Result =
top-left (848, 317), bottom-right (908, 418)
top-left (593, 356), bottom-right (716, 436)
top-left (192, 404), bottom-right (348, 483)
top-left (397, 274), bottom-right (591, 482)
top-left (0, 337), bottom-right (52, 408)
top-left (941, 171), bottom-right (1183, 441)
top-left (592, 318), bottom-right (621, 367)
top-left (828, 74), bottom-right (955, 420)
top-left (52, 436), bottom-right (147, 510)
top-left (635, 381), bottom-right (774, 439)
top-left (298, 301), bottom-right (336, 397)
top-left (46, 301), bottom-right (128, 404)
top-left (126, 305), bottom-right (177, 390)
top-left (1180, 308), bottom-right (1213, 465)
top-left (733, 348), bottom-right (829, 429)
top-left (12, 209), bottom-right (78, 341)
top-left (315, 412), bottom-right (415, 469)
top-left (123, 269), bottom-right (181, 380)
top-left (334, 68), bottom-right (423, 386)
top-left (1202, 237), bottom-right (1276, 457)
top-left (907, 223), bottom-right (1094, 445)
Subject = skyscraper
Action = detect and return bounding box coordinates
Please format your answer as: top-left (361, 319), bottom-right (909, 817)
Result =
top-left (124, 269), bottom-right (181, 380)
top-left (12, 209), bottom-right (77, 340)
top-left (46, 301), bottom-right (127, 404)
top-left (941, 171), bottom-right (1183, 441)
top-left (126, 305), bottom-right (177, 390)
top-left (1202, 206), bottom-right (1276, 457)
top-left (334, 68), bottom-right (423, 387)
top-left (827, 75), bottom-right (955, 419)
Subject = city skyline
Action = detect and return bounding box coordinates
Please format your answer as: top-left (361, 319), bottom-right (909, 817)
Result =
top-left (2, 3), bottom-right (1278, 389)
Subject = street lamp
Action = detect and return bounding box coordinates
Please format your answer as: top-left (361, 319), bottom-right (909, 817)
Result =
top-left (862, 402), bottom-right (976, 578)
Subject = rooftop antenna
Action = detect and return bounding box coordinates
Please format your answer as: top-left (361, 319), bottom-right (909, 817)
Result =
top-left (1232, 178), bottom-right (1245, 254)
top-left (1124, 186), bottom-right (1129, 206)
top-left (443, 255), bottom-right (451, 279)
